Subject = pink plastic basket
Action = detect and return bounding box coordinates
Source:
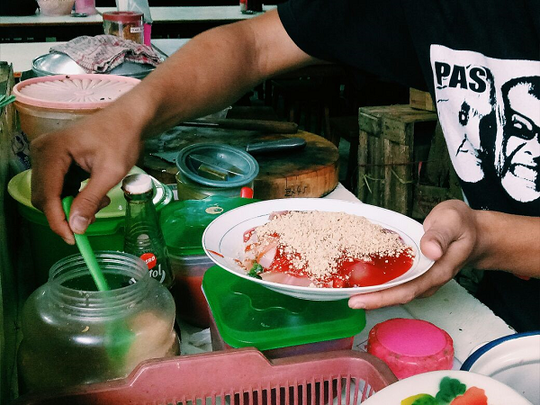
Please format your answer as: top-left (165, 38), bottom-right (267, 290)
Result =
top-left (15, 348), bottom-right (397, 405)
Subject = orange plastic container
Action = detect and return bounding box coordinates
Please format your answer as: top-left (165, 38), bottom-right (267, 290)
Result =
top-left (14, 348), bottom-right (397, 404)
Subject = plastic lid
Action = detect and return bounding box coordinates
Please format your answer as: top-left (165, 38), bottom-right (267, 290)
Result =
top-left (122, 173), bottom-right (153, 194)
top-left (13, 74), bottom-right (140, 109)
top-left (160, 195), bottom-right (257, 256)
top-left (7, 166), bottom-right (171, 221)
top-left (102, 11), bottom-right (143, 22)
top-left (203, 266), bottom-right (366, 351)
top-left (375, 319), bottom-right (447, 356)
top-left (367, 318), bottom-right (454, 379)
top-left (176, 144), bottom-right (259, 189)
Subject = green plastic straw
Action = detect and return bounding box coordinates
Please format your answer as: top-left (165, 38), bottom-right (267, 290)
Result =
top-left (62, 196), bottom-right (110, 291)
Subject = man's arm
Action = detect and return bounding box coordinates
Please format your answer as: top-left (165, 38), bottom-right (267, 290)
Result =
top-left (30, 10), bottom-right (317, 244)
top-left (348, 200), bottom-right (540, 310)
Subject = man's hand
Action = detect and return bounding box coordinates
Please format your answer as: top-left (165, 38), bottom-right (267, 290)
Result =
top-left (30, 114), bottom-right (142, 245)
top-left (348, 200), bottom-right (479, 310)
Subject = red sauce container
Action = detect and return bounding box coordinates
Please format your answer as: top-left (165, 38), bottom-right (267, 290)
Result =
top-left (367, 318), bottom-right (454, 379)
top-left (103, 11), bottom-right (144, 44)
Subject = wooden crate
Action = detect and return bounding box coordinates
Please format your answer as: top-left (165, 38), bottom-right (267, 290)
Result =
top-left (357, 105), bottom-right (441, 219)
top-left (411, 123), bottom-right (463, 220)
top-left (409, 88), bottom-right (436, 112)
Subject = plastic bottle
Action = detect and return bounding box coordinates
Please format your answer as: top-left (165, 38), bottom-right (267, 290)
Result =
top-left (122, 173), bottom-right (173, 288)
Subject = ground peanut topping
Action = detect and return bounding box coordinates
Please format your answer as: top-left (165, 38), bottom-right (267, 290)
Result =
top-left (254, 211), bottom-right (412, 279)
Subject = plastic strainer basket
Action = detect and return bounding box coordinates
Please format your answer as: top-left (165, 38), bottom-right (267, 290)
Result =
top-left (15, 348), bottom-right (397, 405)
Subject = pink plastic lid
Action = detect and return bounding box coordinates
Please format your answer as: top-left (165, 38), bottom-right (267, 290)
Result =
top-left (367, 318), bottom-right (454, 379)
top-left (13, 74), bottom-right (140, 110)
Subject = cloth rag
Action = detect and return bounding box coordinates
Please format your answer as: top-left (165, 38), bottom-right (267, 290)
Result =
top-left (50, 35), bottom-right (162, 73)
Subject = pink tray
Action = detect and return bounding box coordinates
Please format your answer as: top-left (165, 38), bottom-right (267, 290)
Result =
top-left (15, 348), bottom-right (397, 405)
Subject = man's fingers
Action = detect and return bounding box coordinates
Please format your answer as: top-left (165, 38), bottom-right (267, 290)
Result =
top-left (42, 201), bottom-right (75, 245)
top-left (68, 170), bottom-right (124, 234)
top-left (30, 136), bottom-right (75, 243)
top-left (347, 263), bottom-right (445, 310)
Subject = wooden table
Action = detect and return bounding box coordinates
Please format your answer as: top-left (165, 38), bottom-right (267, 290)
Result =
top-left (0, 5), bottom-right (276, 42)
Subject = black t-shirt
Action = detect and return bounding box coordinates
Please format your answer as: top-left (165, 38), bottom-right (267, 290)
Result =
top-left (278, 0), bottom-right (540, 332)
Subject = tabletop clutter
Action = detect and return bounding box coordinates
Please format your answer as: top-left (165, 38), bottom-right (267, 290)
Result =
top-left (6, 46), bottom-right (537, 405)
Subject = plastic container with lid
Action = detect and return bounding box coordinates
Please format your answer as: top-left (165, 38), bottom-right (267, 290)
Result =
top-left (203, 266), bottom-right (366, 359)
top-left (175, 143), bottom-right (259, 200)
top-left (103, 11), bottom-right (144, 44)
top-left (367, 318), bottom-right (454, 379)
top-left (160, 195), bottom-right (256, 328)
top-left (7, 167), bottom-right (172, 289)
top-left (18, 251), bottom-right (179, 393)
top-left (13, 74), bottom-right (140, 141)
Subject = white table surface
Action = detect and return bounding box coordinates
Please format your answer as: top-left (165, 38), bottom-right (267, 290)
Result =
top-left (1, 41), bottom-right (515, 367)
top-left (0, 6), bottom-right (276, 26)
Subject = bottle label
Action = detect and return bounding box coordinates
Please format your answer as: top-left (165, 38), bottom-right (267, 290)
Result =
top-left (140, 252), bottom-right (167, 283)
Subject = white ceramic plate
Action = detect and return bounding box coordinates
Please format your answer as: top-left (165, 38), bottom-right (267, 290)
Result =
top-left (202, 198), bottom-right (434, 301)
top-left (362, 370), bottom-right (533, 405)
top-left (461, 332), bottom-right (540, 404)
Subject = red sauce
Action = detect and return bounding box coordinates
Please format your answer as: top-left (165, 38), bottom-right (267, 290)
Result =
top-left (338, 250), bottom-right (414, 287)
top-left (263, 245), bottom-right (414, 288)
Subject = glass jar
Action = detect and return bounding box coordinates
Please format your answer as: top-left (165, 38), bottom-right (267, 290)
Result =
top-left (18, 251), bottom-right (179, 393)
top-left (175, 143), bottom-right (259, 201)
top-left (103, 11), bottom-right (144, 44)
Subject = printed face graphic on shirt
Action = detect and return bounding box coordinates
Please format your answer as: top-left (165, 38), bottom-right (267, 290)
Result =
top-left (434, 64), bottom-right (495, 183)
top-left (497, 77), bottom-right (540, 202)
top-left (431, 45), bottom-right (540, 205)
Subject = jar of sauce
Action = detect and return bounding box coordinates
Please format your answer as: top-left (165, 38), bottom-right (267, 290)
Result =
top-left (103, 11), bottom-right (144, 44)
top-left (18, 251), bottom-right (179, 393)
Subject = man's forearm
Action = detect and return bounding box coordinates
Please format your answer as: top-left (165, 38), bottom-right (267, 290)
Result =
top-left (473, 210), bottom-right (540, 277)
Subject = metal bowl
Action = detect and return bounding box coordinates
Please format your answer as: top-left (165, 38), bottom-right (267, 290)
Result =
top-left (32, 53), bottom-right (155, 79)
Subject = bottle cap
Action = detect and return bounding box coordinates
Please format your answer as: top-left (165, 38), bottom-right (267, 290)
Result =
top-left (122, 173), bottom-right (153, 194)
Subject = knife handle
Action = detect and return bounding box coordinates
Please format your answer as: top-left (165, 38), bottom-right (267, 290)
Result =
top-left (246, 137), bottom-right (307, 155)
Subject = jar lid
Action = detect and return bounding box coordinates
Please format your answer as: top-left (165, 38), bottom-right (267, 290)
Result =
top-left (203, 266), bottom-right (366, 351)
top-left (367, 318), bottom-right (454, 379)
top-left (176, 144), bottom-right (259, 189)
top-left (102, 11), bottom-right (143, 23)
top-left (13, 74), bottom-right (140, 110)
top-left (160, 195), bottom-right (257, 256)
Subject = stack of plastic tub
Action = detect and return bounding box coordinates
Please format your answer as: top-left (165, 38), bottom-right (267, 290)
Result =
top-left (159, 196), bottom-right (256, 328)
top-left (203, 265), bottom-right (367, 359)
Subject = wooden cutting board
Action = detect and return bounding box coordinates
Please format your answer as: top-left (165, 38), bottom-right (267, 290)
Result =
top-left (142, 127), bottom-right (340, 200)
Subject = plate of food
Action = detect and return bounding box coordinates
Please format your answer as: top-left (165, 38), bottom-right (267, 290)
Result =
top-left (360, 370), bottom-right (532, 405)
top-left (202, 198), bottom-right (434, 301)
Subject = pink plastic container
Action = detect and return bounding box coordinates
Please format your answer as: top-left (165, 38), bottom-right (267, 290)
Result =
top-left (74, 0), bottom-right (96, 15)
top-left (14, 348), bottom-right (397, 404)
top-left (367, 318), bottom-right (454, 379)
top-left (13, 74), bottom-right (140, 141)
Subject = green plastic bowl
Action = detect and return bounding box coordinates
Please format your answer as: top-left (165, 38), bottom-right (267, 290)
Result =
top-left (8, 167), bottom-right (172, 287)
